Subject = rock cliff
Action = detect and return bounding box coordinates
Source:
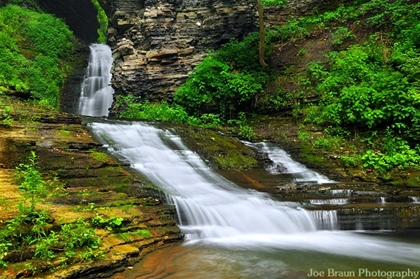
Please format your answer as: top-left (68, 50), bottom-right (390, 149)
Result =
top-left (98, 0), bottom-right (345, 115)
top-left (101, 0), bottom-right (256, 115)
top-left (3, 0), bottom-right (346, 114)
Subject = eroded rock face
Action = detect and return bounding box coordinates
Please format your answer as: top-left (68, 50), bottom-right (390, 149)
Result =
top-left (101, 0), bottom-right (257, 115)
top-left (98, 0), bottom-right (346, 115)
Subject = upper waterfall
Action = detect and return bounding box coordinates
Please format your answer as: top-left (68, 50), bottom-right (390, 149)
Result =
top-left (77, 44), bottom-right (114, 117)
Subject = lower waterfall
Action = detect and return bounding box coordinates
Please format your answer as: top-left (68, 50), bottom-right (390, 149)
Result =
top-left (89, 120), bottom-right (420, 266)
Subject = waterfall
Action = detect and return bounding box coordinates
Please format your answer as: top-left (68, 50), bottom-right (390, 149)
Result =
top-left (90, 121), bottom-right (321, 239)
top-left (310, 210), bottom-right (339, 230)
top-left (243, 141), bottom-right (333, 184)
top-left (411, 196), bottom-right (420, 203)
top-left (89, 120), bottom-right (420, 265)
top-left (76, 49), bottom-right (420, 265)
top-left (77, 44), bottom-right (114, 117)
top-left (309, 198), bottom-right (349, 205)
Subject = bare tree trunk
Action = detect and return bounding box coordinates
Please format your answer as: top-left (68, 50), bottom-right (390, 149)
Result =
top-left (258, 0), bottom-right (268, 66)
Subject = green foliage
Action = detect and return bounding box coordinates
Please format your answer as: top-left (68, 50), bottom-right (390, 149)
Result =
top-left (174, 35), bottom-right (271, 117)
top-left (340, 155), bottom-right (361, 168)
top-left (91, 0), bottom-right (108, 43)
top-left (361, 146), bottom-right (420, 172)
top-left (15, 151), bottom-right (46, 212)
top-left (307, 40), bottom-right (420, 131)
top-left (0, 5), bottom-right (74, 108)
top-left (297, 48), bottom-right (307, 57)
top-left (0, 152), bottom-right (103, 269)
top-left (269, 3), bottom-right (358, 43)
top-left (60, 219), bottom-right (101, 254)
top-left (0, 100), bottom-right (13, 127)
top-left (115, 95), bottom-right (222, 128)
top-left (261, 0), bottom-right (285, 6)
top-left (118, 96), bottom-right (190, 123)
top-left (332, 27), bottom-right (356, 46)
top-left (298, 0), bottom-right (420, 172)
top-left (313, 137), bottom-right (331, 149)
top-left (227, 112), bottom-right (255, 140)
top-left (0, 215), bottom-right (102, 268)
top-left (298, 130), bottom-right (311, 142)
top-left (360, 129), bottom-right (420, 172)
top-left (91, 214), bottom-right (124, 231)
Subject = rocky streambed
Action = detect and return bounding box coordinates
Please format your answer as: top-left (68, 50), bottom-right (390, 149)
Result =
top-left (0, 100), bottom-right (182, 278)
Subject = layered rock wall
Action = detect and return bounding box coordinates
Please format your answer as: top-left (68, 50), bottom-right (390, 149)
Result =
top-left (99, 0), bottom-right (345, 113)
top-left (102, 0), bottom-right (256, 112)
top-left (3, 0), bottom-right (348, 112)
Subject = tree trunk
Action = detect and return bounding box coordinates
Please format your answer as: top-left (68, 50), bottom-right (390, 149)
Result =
top-left (258, 0), bottom-right (268, 67)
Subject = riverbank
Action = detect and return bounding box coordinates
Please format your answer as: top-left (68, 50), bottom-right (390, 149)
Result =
top-left (0, 98), bottom-right (182, 278)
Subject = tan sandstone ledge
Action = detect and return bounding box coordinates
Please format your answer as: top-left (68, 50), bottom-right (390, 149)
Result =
top-left (0, 98), bottom-right (182, 278)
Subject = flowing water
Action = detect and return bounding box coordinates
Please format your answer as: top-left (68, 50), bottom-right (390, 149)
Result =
top-left (77, 44), bottom-right (114, 117)
top-left (243, 141), bottom-right (333, 184)
top-left (90, 121), bottom-right (420, 269)
top-left (79, 44), bottom-right (420, 279)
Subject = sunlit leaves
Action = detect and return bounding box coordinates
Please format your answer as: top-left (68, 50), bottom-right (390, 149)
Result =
top-left (0, 5), bottom-right (74, 108)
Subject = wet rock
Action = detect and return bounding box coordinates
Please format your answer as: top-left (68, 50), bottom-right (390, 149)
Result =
top-left (68, 142), bottom-right (102, 150)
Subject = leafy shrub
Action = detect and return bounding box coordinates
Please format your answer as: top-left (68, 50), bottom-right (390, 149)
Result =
top-left (0, 152), bottom-right (103, 269)
top-left (174, 34), bottom-right (271, 117)
top-left (0, 5), bottom-right (74, 108)
top-left (332, 27), bottom-right (356, 46)
top-left (115, 95), bottom-right (222, 128)
top-left (227, 112), bottom-right (255, 140)
top-left (308, 40), bottom-right (420, 133)
top-left (361, 145), bottom-right (420, 172)
top-left (340, 155), bottom-right (361, 168)
top-left (276, 0), bottom-right (420, 172)
top-left (91, 214), bottom-right (124, 231)
top-left (91, 0), bottom-right (108, 43)
top-left (0, 101), bottom-right (13, 127)
top-left (15, 151), bottom-right (46, 211)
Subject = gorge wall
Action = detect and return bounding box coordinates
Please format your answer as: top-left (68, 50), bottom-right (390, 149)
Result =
top-left (1, 0), bottom-right (346, 113)
top-left (98, 0), bottom-right (344, 114)
top-left (101, 0), bottom-right (256, 114)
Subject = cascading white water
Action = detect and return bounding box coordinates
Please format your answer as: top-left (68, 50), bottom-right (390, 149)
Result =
top-left (309, 198), bottom-right (349, 205)
top-left (243, 141), bottom-right (333, 184)
top-left (411, 196), bottom-right (420, 203)
top-left (90, 120), bottom-right (420, 265)
top-left (77, 44), bottom-right (114, 117)
top-left (90, 121), bottom-right (318, 238)
top-left (331, 189), bottom-right (352, 195)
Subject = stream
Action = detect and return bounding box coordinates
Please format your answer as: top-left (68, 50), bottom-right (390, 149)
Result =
top-left (78, 44), bottom-right (420, 279)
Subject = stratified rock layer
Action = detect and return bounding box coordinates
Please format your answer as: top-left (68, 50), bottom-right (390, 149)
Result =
top-left (99, 0), bottom-right (347, 115)
top-left (102, 0), bottom-right (256, 114)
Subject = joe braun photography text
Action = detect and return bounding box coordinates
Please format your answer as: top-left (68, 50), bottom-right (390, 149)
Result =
top-left (307, 268), bottom-right (419, 279)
